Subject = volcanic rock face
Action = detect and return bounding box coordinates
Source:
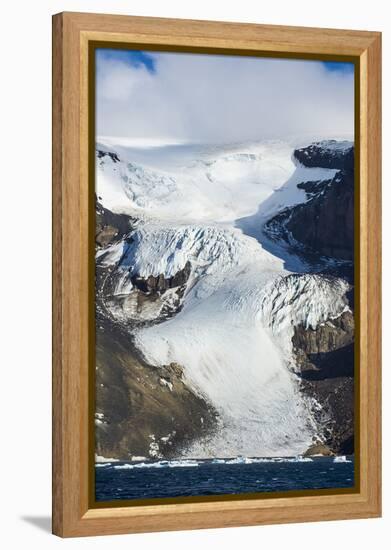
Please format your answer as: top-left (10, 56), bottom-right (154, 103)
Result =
top-left (131, 261), bottom-right (191, 294)
top-left (294, 140), bottom-right (354, 171)
top-left (292, 312), bottom-right (354, 454)
top-left (97, 149), bottom-right (120, 163)
top-left (96, 198), bottom-right (133, 249)
top-left (265, 142), bottom-right (354, 261)
top-left (292, 311), bottom-right (354, 359)
top-left (284, 170), bottom-right (354, 261)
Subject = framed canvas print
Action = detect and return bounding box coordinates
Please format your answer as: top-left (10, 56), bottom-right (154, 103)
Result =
top-left (52, 12), bottom-right (381, 537)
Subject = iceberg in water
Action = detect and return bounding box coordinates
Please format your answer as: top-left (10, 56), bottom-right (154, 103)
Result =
top-left (333, 455), bottom-right (351, 463)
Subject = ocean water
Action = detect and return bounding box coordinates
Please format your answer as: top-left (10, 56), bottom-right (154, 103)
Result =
top-left (95, 456), bottom-right (355, 502)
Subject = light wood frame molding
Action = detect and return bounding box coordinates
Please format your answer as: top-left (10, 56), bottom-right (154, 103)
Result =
top-left (52, 11), bottom-right (381, 538)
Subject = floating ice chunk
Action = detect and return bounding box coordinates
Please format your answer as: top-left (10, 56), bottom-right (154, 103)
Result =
top-left (95, 454), bottom-right (119, 463)
top-left (333, 455), bottom-right (351, 463)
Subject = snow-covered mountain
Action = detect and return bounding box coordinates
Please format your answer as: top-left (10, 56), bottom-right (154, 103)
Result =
top-left (96, 139), bottom-right (341, 224)
top-left (95, 137), bottom-right (354, 460)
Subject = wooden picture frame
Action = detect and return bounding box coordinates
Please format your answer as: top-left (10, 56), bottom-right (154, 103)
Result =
top-left (52, 11), bottom-right (381, 538)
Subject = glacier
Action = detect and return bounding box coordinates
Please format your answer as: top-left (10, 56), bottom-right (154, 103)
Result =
top-left (96, 137), bottom-right (352, 458)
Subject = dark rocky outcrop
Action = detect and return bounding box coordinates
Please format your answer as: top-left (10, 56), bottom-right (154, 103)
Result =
top-left (286, 170), bottom-right (354, 261)
top-left (96, 197), bottom-right (133, 249)
top-left (296, 179), bottom-right (333, 196)
top-left (292, 311), bottom-right (354, 360)
top-left (265, 142), bottom-right (355, 262)
top-left (304, 444), bottom-right (334, 457)
top-left (265, 169), bottom-right (354, 261)
top-left (102, 282), bottom-right (186, 326)
top-left (96, 254), bottom-right (191, 326)
top-left (291, 142), bottom-right (354, 261)
top-left (131, 261), bottom-right (192, 294)
top-left (97, 149), bottom-right (120, 163)
top-left (293, 311), bottom-right (355, 455)
top-left (293, 141), bottom-right (354, 171)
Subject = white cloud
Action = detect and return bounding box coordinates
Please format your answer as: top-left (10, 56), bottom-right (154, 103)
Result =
top-left (96, 51), bottom-right (354, 144)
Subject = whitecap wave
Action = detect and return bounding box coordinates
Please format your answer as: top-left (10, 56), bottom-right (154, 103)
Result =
top-left (101, 456), bottom-right (314, 470)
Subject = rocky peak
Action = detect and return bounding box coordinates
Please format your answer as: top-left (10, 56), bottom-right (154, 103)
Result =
top-left (265, 142), bottom-right (355, 261)
top-left (294, 140), bottom-right (354, 171)
top-left (97, 149), bottom-right (120, 163)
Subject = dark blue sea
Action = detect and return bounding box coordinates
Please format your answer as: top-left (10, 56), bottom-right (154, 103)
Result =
top-left (95, 456), bottom-right (355, 502)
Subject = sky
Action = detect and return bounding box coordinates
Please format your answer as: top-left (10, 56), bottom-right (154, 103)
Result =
top-left (96, 49), bottom-right (354, 145)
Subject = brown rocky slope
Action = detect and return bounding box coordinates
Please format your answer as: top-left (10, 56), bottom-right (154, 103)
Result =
top-left (95, 197), bottom-right (217, 460)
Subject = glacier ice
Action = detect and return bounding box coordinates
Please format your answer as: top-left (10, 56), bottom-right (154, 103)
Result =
top-left (96, 138), bottom-right (352, 458)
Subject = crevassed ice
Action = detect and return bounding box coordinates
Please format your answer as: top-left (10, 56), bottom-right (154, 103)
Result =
top-left (133, 227), bottom-right (349, 458)
top-left (97, 138), bottom-right (352, 459)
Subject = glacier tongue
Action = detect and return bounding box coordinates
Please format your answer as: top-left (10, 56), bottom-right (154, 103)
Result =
top-left (133, 230), bottom-right (349, 458)
top-left (97, 138), bottom-right (351, 458)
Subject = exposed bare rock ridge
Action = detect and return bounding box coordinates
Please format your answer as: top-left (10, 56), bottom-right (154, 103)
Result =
top-left (265, 141), bottom-right (354, 261)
